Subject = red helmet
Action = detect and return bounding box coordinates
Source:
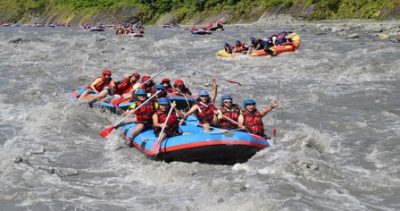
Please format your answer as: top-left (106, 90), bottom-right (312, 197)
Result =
top-left (161, 77), bottom-right (170, 84)
top-left (174, 79), bottom-right (184, 87)
top-left (141, 75), bottom-right (152, 83)
top-left (102, 69), bottom-right (112, 76)
top-left (130, 72), bottom-right (140, 79)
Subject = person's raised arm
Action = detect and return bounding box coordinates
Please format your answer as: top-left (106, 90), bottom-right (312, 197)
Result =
top-left (259, 100), bottom-right (279, 117)
top-left (179, 104), bottom-right (199, 125)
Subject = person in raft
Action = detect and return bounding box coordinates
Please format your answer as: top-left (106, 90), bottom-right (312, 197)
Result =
top-left (215, 94), bottom-right (241, 130)
top-left (124, 89), bottom-right (156, 145)
top-left (233, 40), bottom-right (249, 53)
top-left (160, 77), bottom-right (174, 93)
top-left (250, 37), bottom-right (269, 51)
top-left (173, 79), bottom-right (192, 96)
top-left (238, 99), bottom-right (279, 138)
top-left (152, 98), bottom-right (184, 149)
top-left (140, 74), bottom-right (156, 97)
top-left (114, 71), bottom-right (141, 97)
top-left (224, 42), bottom-right (233, 54)
top-left (179, 76), bottom-right (217, 132)
top-left (79, 69), bottom-right (116, 106)
top-left (155, 83), bottom-right (168, 100)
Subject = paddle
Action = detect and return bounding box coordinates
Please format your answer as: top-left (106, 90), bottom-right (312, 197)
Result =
top-left (111, 67), bottom-right (168, 106)
top-left (99, 90), bottom-right (161, 138)
top-left (174, 65), bottom-right (242, 86)
top-left (151, 102), bottom-right (175, 155)
top-left (272, 81), bottom-right (280, 139)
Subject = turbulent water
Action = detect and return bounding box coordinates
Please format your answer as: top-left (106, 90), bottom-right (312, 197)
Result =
top-left (0, 22), bottom-right (399, 211)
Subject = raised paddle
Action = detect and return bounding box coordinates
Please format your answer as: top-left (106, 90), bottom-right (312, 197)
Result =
top-left (272, 80), bottom-right (280, 139)
top-left (99, 90), bottom-right (162, 138)
top-left (174, 65), bottom-right (242, 86)
top-left (151, 102), bottom-right (175, 155)
top-left (111, 67), bottom-right (168, 106)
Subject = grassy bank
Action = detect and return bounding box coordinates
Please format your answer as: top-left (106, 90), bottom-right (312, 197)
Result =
top-left (0, 0), bottom-right (399, 24)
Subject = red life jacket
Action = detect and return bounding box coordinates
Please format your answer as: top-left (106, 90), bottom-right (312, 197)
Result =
top-left (115, 77), bottom-right (134, 95)
top-left (154, 110), bottom-right (179, 137)
top-left (234, 44), bottom-right (248, 52)
top-left (242, 109), bottom-right (265, 137)
top-left (219, 106), bottom-right (240, 129)
top-left (135, 100), bottom-right (156, 124)
top-left (165, 87), bottom-right (174, 93)
top-left (87, 76), bottom-right (112, 92)
top-left (196, 102), bottom-right (216, 124)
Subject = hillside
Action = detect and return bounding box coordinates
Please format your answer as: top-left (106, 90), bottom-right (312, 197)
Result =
top-left (0, 0), bottom-right (399, 24)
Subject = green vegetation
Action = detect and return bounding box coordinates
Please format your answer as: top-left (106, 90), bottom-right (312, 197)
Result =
top-left (0, 0), bottom-right (399, 24)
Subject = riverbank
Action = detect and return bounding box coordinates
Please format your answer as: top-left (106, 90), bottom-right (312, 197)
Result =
top-left (0, 0), bottom-right (399, 25)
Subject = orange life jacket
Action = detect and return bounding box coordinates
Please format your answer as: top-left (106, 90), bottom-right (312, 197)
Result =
top-left (242, 109), bottom-right (265, 137)
top-left (135, 100), bottom-right (156, 123)
top-left (234, 44), bottom-right (248, 52)
top-left (154, 110), bottom-right (179, 137)
top-left (87, 76), bottom-right (112, 92)
top-left (219, 106), bottom-right (240, 129)
top-left (196, 102), bottom-right (216, 124)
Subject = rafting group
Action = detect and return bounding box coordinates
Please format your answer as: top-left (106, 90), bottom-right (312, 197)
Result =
top-left (72, 66), bottom-right (278, 162)
top-left (190, 20), bottom-right (224, 35)
top-left (217, 31), bottom-right (301, 57)
top-left (115, 24), bottom-right (145, 36)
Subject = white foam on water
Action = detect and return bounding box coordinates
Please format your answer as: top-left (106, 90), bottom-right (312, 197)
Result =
top-left (1, 22), bottom-right (400, 210)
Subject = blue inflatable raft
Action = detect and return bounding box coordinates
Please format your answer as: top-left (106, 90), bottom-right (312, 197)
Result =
top-left (71, 88), bottom-right (195, 113)
top-left (120, 120), bottom-right (270, 164)
top-left (71, 87), bottom-right (134, 113)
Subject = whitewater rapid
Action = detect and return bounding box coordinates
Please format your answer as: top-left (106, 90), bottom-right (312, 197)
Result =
top-left (0, 22), bottom-right (399, 210)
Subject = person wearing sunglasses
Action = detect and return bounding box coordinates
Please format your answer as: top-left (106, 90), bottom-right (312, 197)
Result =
top-left (179, 76), bottom-right (217, 132)
top-left (238, 99), bottom-right (278, 138)
top-left (216, 94), bottom-right (241, 130)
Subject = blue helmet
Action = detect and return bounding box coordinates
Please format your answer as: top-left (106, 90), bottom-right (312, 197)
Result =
top-left (221, 94), bottom-right (232, 102)
top-left (243, 99), bottom-right (256, 107)
top-left (156, 83), bottom-right (165, 90)
top-left (135, 89), bottom-right (147, 96)
top-left (235, 40), bottom-right (241, 45)
top-left (158, 97), bottom-right (169, 105)
top-left (199, 89), bottom-right (209, 96)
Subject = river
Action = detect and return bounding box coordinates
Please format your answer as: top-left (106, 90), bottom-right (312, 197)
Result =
top-left (0, 23), bottom-right (399, 210)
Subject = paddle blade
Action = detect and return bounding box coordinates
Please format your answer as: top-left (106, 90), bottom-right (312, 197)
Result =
top-left (150, 141), bottom-right (161, 156)
top-left (99, 126), bottom-right (115, 138)
top-left (226, 80), bottom-right (241, 86)
top-left (272, 128), bottom-right (277, 137)
top-left (111, 98), bottom-right (124, 106)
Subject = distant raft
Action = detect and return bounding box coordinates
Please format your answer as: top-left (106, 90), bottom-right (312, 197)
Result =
top-left (120, 122), bottom-right (270, 164)
top-left (216, 50), bottom-right (249, 58)
top-left (249, 44), bottom-right (297, 57)
top-left (191, 29), bottom-right (212, 35)
top-left (250, 32), bottom-right (301, 57)
top-left (216, 50), bottom-right (234, 58)
top-left (71, 87), bottom-right (134, 112)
